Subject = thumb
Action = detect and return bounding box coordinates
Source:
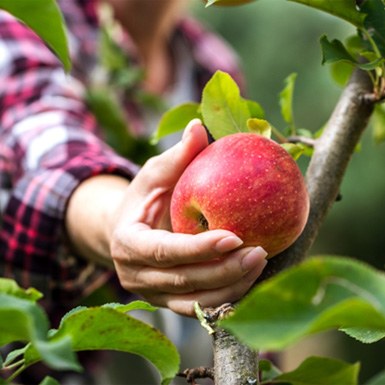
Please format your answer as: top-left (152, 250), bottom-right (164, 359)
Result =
top-left (136, 119), bottom-right (209, 191)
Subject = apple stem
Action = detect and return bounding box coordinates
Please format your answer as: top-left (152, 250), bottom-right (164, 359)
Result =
top-left (199, 214), bottom-right (209, 231)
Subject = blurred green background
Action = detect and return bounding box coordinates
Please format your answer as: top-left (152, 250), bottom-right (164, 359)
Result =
top-left (190, 0), bottom-right (385, 382)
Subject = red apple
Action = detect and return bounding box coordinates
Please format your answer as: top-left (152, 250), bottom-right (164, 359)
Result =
top-left (170, 133), bottom-right (310, 258)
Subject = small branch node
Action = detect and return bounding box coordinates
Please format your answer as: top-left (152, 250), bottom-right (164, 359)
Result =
top-left (286, 135), bottom-right (316, 147)
top-left (177, 367), bottom-right (214, 384)
top-left (203, 303), bottom-right (235, 323)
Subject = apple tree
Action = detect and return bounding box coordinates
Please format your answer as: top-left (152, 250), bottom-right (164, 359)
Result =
top-left (2, 1), bottom-right (385, 385)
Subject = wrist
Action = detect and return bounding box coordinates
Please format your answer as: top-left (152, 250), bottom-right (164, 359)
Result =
top-left (65, 174), bottom-right (130, 266)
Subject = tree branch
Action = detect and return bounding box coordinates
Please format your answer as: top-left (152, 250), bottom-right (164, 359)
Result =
top-left (211, 68), bottom-right (375, 385)
top-left (259, 68), bottom-right (375, 280)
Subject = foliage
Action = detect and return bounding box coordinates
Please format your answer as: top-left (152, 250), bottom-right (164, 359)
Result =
top-left (0, 279), bottom-right (179, 385)
top-left (0, 0), bottom-right (70, 72)
top-left (221, 256), bottom-right (385, 350)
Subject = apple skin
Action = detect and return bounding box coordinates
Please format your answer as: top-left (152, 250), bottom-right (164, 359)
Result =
top-left (170, 133), bottom-right (310, 258)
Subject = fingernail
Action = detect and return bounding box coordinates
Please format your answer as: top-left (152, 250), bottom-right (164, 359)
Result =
top-left (241, 246), bottom-right (268, 272)
top-left (214, 235), bottom-right (243, 253)
top-left (182, 118), bottom-right (202, 142)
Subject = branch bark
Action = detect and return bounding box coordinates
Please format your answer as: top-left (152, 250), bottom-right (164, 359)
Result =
top-left (212, 68), bottom-right (376, 385)
top-left (260, 68), bottom-right (375, 280)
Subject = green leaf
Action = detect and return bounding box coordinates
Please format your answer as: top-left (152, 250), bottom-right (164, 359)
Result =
top-left (341, 327), bottom-right (385, 343)
top-left (0, 294), bottom-right (49, 346)
top-left (259, 359), bottom-right (282, 382)
top-left (281, 143), bottom-right (305, 160)
top-left (86, 88), bottom-right (133, 155)
top-left (245, 99), bottom-right (265, 119)
top-left (0, 293), bottom-right (80, 372)
top-left (279, 73), bottom-right (297, 133)
top-left (365, 368), bottom-right (385, 385)
top-left (0, 0), bottom-right (71, 71)
top-left (151, 102), bottom-right (201, 144)
top-left (39, 376), bottom-right (60, 385)
top-left (247, 119), bottom-right (271, 138)
top-left (33, 336), bottom-right (81, 372)
top-left (320, 35), bottom-right (357, 65)
top-left (201, 70), bottom-right (251, 139)
top-left (26, 306), bottom-right (180, 385)
top-left (361, 0), bottom-right (385, 58)
top-left (330, 61), bottom-right (355, 86)
top-left (287, 0), bottom-right (366, 27)
top-left (101, 300), bottom-right (158, 313)
top-left (372, 104), bottom-right (385, 144)
top-left (0, 278), bottom-right (42, 301)
top-left (274, 356), bottom-right (360, 385)
top-left (220, 256), bottom-right (385, 351)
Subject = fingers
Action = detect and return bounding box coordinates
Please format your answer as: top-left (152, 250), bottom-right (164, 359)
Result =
top-left (145, 251), bottom-right (267, 317)
top-left (112, 224), bottom-right (245, 267)
top-left (119, 246), bottom-right (267, 294)
top-left (133, 119), bottom-right (208, 193)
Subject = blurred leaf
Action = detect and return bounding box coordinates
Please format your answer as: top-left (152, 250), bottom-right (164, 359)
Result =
top-left (279, 73), bottom-right (297, 133)
top-left (273, 356), bottom-right (360, 385)
top-left (220, 256), bottom-right (385, 351)
top-left (341, 327), bottom-right (385, 343)
top-left (151, 102), bottom-right (201, 144)
top-left (320, 35), bottom-right (356, 65)
top-left (288, 0), bottom-right (365, 27)
top-left (361, 0), bottom-right (385, 58)
top-left (86, 88), bottom-right (158, 164)
top-left (3, 345), bottom-right (28, 366)
top-left (100, 27), bottom-right (128, 73)
top-left (247, 118), bottom-right (271, 138)
top-left (39, 377), bottom-right (60, 385)
top-left (86, 88), bottom-right (132, 155)
top-left (281, 143), bottom-right (305, 160)
top-left (26, 306), bottom-right (180, 385)
top-left (365, 368), bottom-right (385, 385)
top-left (32, 336), bottom-right (81, 372)
top-left (201, 70), bottom-right (251, 139)
top-left (102, 300), bottom-right (158, 313)
top-left (372, 104), bottom-right (385, 144)
top-left (345, 34), bottom-right (367, 56)
top-left (245, 99), bottom-right (265, 119)
top-left (0, 294), bottom-right (49, 347)
top-left (0, 278), bottom-right (42, 302)
top-left (358, 57), bottom-right (384, 70)
top-left (0, 0), bottom-right (71, 71)
top-left (259, 359), bottom-right (282, 382)
top-left (0, 293), bottom-right (80, 372)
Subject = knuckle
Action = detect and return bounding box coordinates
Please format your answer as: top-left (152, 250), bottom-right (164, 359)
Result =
top-left (153, 241), bottom-right (172, 267)
top-left (142, 154), bottom-right (161, 171)
top-left (172, 274), bottom-right (195, 293)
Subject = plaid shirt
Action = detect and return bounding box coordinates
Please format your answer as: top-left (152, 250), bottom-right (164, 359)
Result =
top-left (0, 0), bottom-right (244, 316)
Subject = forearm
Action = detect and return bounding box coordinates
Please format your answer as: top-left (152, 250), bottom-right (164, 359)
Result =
top-left (65, 174), bottom-right (130, 268)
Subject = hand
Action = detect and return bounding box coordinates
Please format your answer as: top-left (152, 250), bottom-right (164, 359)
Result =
top-left (109, 119), bottom-right (268, 316)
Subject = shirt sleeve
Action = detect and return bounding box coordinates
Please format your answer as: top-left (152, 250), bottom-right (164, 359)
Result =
top-left (0, 10), bottom-right (138, 310)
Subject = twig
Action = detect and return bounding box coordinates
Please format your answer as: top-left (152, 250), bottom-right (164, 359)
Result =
top-left (286, 135), bottom-right (316, 147)
top-left (177, 367), bottom-right (215, 384)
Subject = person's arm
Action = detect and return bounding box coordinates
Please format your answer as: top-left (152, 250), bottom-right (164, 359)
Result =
top-left (0, 10), bottom-right (137, 303)
top-left (66, 120), bottom-right (268, 317)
